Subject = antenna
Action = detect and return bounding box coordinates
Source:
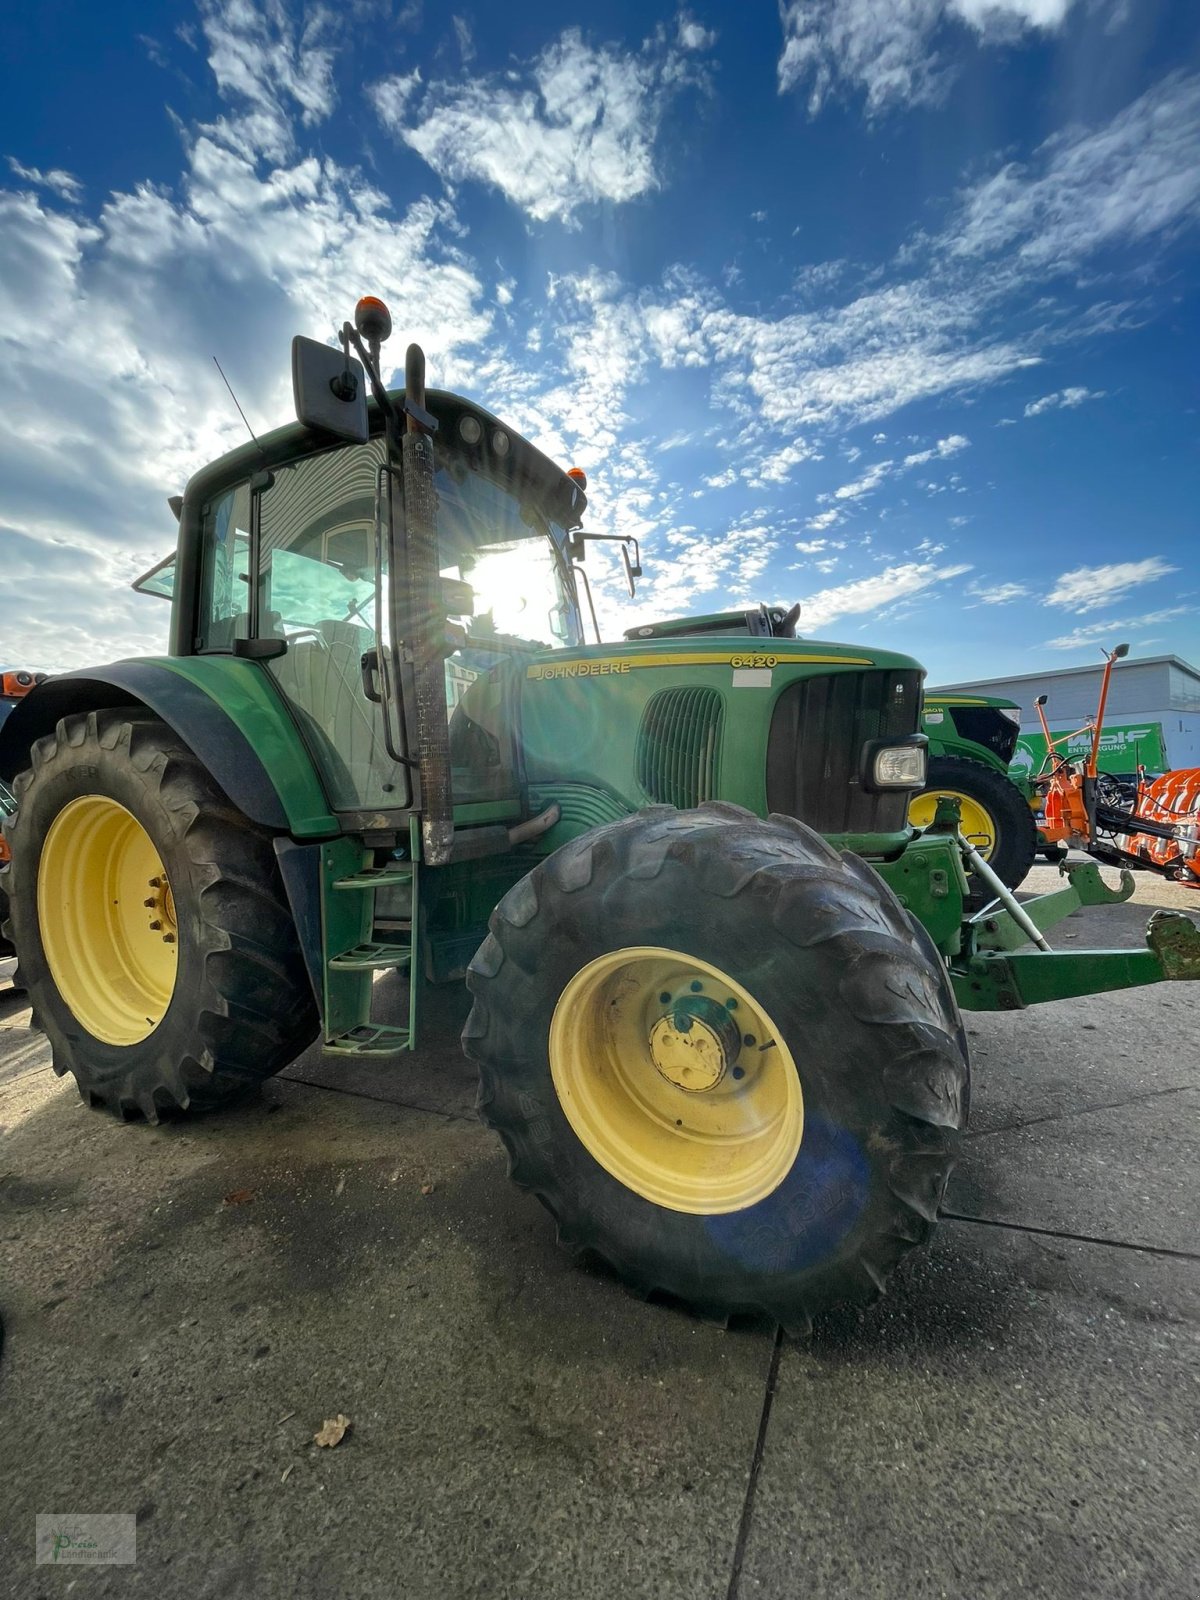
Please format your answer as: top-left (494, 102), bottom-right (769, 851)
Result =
top-left (212, 356), bottom-right (265, 458)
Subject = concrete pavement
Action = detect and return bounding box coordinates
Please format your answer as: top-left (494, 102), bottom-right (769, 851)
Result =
top-left (0, 864), bottom-right (1197, 1597)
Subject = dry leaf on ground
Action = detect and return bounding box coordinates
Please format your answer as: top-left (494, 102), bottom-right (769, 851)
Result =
top-left (223, 1188), bottom-right (255, 1205)
top-left (314, 1414), bottom-right (351, 1448)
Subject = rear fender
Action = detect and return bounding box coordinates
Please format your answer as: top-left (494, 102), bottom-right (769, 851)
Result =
top-left (0, 657), bottom-right (339, 837)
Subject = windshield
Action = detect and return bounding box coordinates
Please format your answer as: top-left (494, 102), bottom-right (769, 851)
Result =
top-left (436, 463), bottom-right (581, 650)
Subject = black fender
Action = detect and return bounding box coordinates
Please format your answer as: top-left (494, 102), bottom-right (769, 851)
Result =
top-left (0, 663), bottom-right (291, 832)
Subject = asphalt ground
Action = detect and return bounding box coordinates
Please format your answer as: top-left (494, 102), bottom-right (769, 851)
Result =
top-left (0, 861), bottom-right (1197, 1598)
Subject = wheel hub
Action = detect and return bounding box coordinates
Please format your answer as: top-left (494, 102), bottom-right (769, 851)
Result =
top-left (143, 874), bottom-right (177, 944)
top-left (648, 996), bottom-right (742, 1092)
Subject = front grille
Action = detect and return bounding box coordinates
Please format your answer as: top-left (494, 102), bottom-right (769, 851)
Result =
top-left (636, 686), bottom-right (724, 808)
top-left (766, 669), bottom-right (922, 835)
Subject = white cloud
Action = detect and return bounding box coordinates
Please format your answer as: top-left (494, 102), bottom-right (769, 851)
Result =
top-left (1045, 606), bottom-right (1192, 649)
top-left (799, 560), bottom-right (972, 630)
top-left (951, 73), bottom-right (1200, 272)
top-left (1044, 558), bottom-right (1178, 614)
top-left (0, 0), bottom-right (493, 671)
top-left (832, 458), bottom-right (894, 500)
top-left (1023, 385), bottom-right (1105, 416)
top-left (794, 538), bottom-right (830, 554)
top-left (452, 15), bottom-right (474, 64)
top-left (678, 14), bottom-right (718, 50)
top-left (778, 0), bottom-right (1076, 114)
top-left (744, 435), bottom-right (820, 486)
top-left (967, 579), bottom-right (1029, 604)
top-left (369, 70), bottom-right (422, 126)
top-left (371, 27), bottom-right (706, 225)
top-left (805, 507), bottom-right (844, 532)
top-left (903, 432), bottom-right (970, 466)
top-left (622, 76), bottom-right (1200, 458)
top-left (6, 157), bottom-right (83, 202)
top-left (200, 0), bottom-right (337, 161)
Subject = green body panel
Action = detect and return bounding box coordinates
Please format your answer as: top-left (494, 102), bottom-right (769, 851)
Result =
top-left (518, 635), bottom-right (915, 840)
top-left (148, 656), bottom-right (340, 836)
top-left (922, 693), bottom-right (1021, 777)
top-left (872, 832), bottom-right (968, 955)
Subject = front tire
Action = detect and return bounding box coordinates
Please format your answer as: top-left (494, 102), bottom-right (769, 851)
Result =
top-left (463, 803), bottom-right (968, 1331)
top-left (2, 709), bottom-right (318, 1119)
top-left (910, 755), bottom-right (1038, 897)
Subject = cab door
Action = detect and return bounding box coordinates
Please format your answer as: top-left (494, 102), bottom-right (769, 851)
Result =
top-left (253, 438), bottom-right (412, 816)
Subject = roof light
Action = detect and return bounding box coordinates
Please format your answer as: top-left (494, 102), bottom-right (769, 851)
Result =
top-left (566, 467), bottom-right (588, 490)
top-left (354, 296), bottom-right (392, 345)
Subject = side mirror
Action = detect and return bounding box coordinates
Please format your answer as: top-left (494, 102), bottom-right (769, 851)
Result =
top-left (1035, 694), bottom-right (1048, 707)
top-left (1113, 642), bottom-right (1130, 659)
top-left (292, 335), bottom-right (368, 443)
top-left (621, 542), bottom-right (637, 598)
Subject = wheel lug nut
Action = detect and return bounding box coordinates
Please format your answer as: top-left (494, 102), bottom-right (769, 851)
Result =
top-left (149, 877), bottom-right (162, 888)
top-left (144, 897), bottom-right (156, 907)
top-left (163, 933), bottom-right (176, 944)
top-left (149, 919), bottom-right (162, 931)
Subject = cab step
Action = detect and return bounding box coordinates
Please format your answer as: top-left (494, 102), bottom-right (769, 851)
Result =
top-left (333, 863), bottom-right (414, 890)
top-left (329, 941), bottom-right (412, 971)
top-left (326, 1023), bottom-right (413, 1057)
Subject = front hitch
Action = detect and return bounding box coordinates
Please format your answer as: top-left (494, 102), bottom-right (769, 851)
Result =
top-left (953, 909), bottom-right (1200, 1011)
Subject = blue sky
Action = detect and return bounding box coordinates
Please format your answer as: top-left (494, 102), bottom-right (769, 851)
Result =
top-left (2, 0), bottom-right (1197, 683)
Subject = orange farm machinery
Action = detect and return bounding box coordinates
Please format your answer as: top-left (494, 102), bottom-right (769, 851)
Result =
top-left (1034, 643), bottom-right (1200, 887)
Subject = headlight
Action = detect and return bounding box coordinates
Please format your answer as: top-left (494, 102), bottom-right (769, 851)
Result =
top-left (873, 743), bottom-right (927, 789)
top-left (998, 705), bottom-right (1022, 725)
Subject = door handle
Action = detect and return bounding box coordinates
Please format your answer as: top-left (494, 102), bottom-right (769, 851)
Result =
top-left (360, 648), bottom-right (382, 703)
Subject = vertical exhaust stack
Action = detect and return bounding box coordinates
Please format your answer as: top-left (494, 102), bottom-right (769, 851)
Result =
top-left (399, 341), bottom-right (454, 867)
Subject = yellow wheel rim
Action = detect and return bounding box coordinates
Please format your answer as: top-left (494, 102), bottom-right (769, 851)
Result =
top-left (909, 789), bottom-right (998, 859)
top-left (548, 946), bottom-right (803, 1215)
top-left (37, 796), bottom-right (178, 1046)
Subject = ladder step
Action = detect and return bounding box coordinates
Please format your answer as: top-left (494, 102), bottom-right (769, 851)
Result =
top-left (329, 942), bottom-right (412, 971)
top-left (326, 1023), bottom-right (413, 1057)
top-left (334, 864), bottom-right (415, 890)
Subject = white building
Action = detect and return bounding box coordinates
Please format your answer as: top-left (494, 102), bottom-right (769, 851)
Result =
top-left (931, 653), bottom-right (1200, 771)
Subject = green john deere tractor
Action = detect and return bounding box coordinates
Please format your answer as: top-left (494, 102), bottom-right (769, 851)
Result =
top-left (2, 297), bottom-right (1198, 1331)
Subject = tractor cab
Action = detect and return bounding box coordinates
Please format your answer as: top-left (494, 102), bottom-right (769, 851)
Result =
top-left (136, 377), bottom-right (588, 830)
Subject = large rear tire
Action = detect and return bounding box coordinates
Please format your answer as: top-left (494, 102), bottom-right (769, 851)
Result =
top-left (463, 803), bottom-right (969, 1332)
top-left (910, 755), bottom-right (1038, 898)
top-left (1, 709), bottom-right (318, 1118)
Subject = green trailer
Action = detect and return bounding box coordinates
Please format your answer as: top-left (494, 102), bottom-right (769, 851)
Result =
top-left (1, 298), bottom-right (1197, 1331)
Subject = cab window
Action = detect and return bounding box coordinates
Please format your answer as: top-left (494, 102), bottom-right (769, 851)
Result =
top-left (196, 483), bottom-right (251, 651)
